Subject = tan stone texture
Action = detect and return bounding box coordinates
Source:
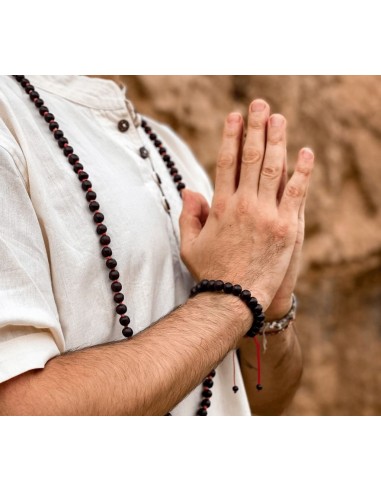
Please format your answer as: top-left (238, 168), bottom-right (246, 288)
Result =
top-left (123, 76), bottom-right (381, 416)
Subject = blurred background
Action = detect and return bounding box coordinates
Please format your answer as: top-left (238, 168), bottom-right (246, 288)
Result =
top-left (123, 75), bottom-right (381, 416)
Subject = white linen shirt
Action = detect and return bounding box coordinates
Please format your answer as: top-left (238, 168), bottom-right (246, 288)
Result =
top-left (0, 75), bottom-right (251, 416)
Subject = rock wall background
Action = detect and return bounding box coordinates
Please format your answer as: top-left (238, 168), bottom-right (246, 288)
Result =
top-left (123, 76), bottom-right (381, 416)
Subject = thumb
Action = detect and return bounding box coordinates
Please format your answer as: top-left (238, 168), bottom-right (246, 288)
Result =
top-left (179, 189), bottom-right (209, 247)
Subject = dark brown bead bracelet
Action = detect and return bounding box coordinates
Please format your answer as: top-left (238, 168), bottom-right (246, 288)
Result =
top-left (190, 279), bottom-right (265, 337)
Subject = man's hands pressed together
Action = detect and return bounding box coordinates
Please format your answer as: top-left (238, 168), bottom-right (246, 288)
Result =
top-left (180, 99), bottom-right (314, 313)
top-left (180, 99), bottom-right (314, 415)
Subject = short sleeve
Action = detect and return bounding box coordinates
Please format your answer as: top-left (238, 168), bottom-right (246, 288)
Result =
top-left (0, 145), bottom-right (64, 383)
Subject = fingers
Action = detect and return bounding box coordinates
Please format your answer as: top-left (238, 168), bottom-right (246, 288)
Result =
top-left (279, 148), bottom-right (314, 218)
top-left (213, 113), bottom-right (243, 200)
top-left (237, 99), bottom-right (270, 194)
top-left (258, 114), bottom-right (287, 204)
top-left (179, 189), bottom-right (210, 248)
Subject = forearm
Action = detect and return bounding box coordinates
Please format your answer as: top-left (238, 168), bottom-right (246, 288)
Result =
top-left (0, 293), bottom-right (252, 416)
top-left (239, 322), bottom-right (302, 416)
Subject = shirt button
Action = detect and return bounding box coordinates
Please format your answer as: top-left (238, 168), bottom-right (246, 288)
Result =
top-left (139, 147), bottom-right (149, 159)
top-left (118, 119), bottom-right (130, 132)
top-left (162, 197), bottom-right (171, 212)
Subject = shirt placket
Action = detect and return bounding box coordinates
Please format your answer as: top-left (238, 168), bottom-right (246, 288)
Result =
top-left (116, 100), bottom-right (182, 257)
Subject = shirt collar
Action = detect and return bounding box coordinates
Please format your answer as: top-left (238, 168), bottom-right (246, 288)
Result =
top-left (28, 75), bottom-right (127, 111)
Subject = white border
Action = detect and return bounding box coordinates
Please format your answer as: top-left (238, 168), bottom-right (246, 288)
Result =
top-left (2, 0), bottom-right (381, 74)
top-left (0, 417), bottom-right (379, 491)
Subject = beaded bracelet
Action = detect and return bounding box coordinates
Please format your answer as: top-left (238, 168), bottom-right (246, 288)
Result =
top-left (190, 279), bottom-right (265, 337)
top-left (190, 279), bottom-right (265, 391)
top-left (260, 293), bottom-right (297, 336)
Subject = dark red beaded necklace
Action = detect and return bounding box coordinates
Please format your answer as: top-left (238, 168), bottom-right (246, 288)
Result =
top-left (13, 75), bottom-right (216, 416)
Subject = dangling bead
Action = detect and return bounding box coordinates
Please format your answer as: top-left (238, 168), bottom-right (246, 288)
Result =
top-left (232, 351), bottom-right (239, 394)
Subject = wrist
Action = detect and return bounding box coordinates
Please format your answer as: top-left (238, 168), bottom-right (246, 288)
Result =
top-left (190, 280), bottom-right (268, 338)
top-left (265, 295), bottom-right (293, 322)
top-left (259, 294), bottom-right (297, 342)
top-left (188, 290), bottom-right (253, 338)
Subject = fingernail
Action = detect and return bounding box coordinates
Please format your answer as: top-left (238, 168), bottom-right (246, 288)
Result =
top-left (251, 100), bottom-right (266, 112)
top-left (302, 148), bottom-right (314, 160)
top-left (270, 115), bottom-right (284, 127)
top-left (228, 112), bottom-right (241, 123)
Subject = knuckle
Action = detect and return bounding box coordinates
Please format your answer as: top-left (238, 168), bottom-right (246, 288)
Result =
top-left (236, 198), bottom-right (250, 216)
top-left (217, 151), bottom-right (235, 170)
top-left (242, 147), bottom-right (262, 166)
top-left (223, 124), bottom-right (239, 139)
top-left (261, 164), bottom-right (282, 180)
top-left (286, 184), bottom-right (303, 199)
top-left (267, 132), bottom-right (283, 146)
top-left (212, 198), bottom-right (227, 217)
top-left (296, 164), bottom-right (312, 176)
top-left (248, 117), bottom-right (265, 130)
top-left (274, 222), bottom-right (289, 240)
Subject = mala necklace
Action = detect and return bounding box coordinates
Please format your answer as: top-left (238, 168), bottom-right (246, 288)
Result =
top-left (13, 75), bottom-right (263, 416)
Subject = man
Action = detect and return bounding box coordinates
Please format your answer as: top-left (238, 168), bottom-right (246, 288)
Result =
top-left (0, 75), bottom-right (313, 415)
